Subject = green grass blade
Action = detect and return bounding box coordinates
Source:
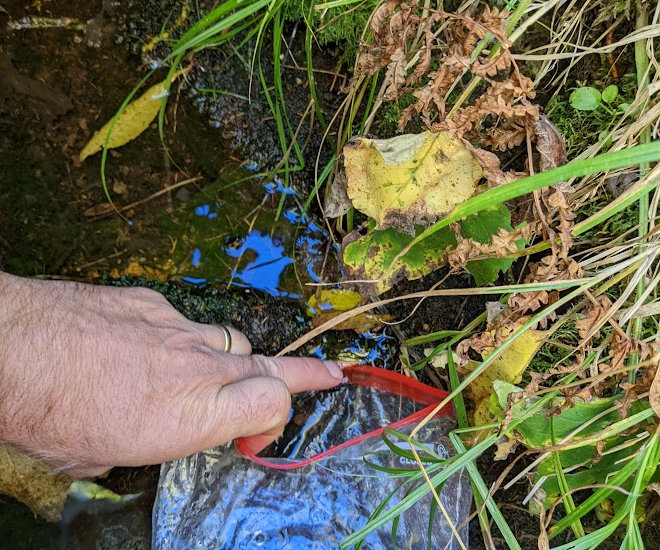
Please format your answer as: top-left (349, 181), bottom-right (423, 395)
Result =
top-left (450, 434), bottom-right (522, 550)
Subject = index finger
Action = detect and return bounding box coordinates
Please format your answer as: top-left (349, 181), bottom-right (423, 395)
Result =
top-left (219, 355), bottom-right (345, 394)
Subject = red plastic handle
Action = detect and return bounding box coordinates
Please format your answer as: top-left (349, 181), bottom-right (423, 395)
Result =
top-left (235, 365), bottom-right (452, 470)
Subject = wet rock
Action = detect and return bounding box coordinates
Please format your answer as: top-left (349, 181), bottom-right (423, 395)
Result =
top-left (175, 187), bottom-right (190, 202)
top-left (0, 52), bottom-right (72, 119)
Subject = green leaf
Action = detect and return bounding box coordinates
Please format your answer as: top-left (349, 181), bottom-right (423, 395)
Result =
top-left (598, 130), bottom-right (612, 148)
top-left (394, 141), bottom-right (660, 273)
top-left (570, 87), bottom-right (601, 111)
top-left (342, 205), bottom-right (518, 294)
top-left (516, 397), bottom-right (619, 447)
top-left (601, 84), bottom-right (619, 104)
top-left (342, 222), bottom-right (457, 295)
top-left (460, 205), bottom-right (523, 285)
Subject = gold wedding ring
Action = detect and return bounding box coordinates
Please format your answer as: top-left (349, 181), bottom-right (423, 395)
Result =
top-left (218, 325), bottom-right (232, 353)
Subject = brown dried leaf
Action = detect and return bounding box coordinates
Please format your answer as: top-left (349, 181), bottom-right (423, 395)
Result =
top-left (494, 435), bottom-right (519, 461)
top-left (534, 115), bottom-right (567, 172)
top-left (575, 295), bottom-right (613, 342)
top-left (323, 169), bottom-right (351, 219)
top-left (383, 48), bottom-right (407, 101)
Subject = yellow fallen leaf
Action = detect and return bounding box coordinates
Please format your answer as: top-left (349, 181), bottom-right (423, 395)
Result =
top-left (307, 289), bottom-right (363, 315)
top-left (307, 289), bottom-right (393, 332)
top-left (79, 69), bottom-right (188, 161)
top-left (464, 325), bottom-right (547, 427)
top-left (343, 131), bottom-right (482, 233)
top-left (0, 443), bottom-right (72, 522)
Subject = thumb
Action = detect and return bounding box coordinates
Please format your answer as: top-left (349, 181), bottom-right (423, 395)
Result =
top-left (183, 375), bottom-right (292, 456)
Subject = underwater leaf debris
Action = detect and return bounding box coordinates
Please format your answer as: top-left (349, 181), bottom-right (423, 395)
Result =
top-left (79, 69), bottom-right (188, 161)
top-left (307, 289), bottom-right (394, 331)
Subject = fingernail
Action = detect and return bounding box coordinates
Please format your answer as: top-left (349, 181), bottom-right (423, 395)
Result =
top-left (323, 360), bottom-right (344, 379)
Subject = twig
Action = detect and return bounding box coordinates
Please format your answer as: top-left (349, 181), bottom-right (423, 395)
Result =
top-left (86, 176), bottom-right (203, 218)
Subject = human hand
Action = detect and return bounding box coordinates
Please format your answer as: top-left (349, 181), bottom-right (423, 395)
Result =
top-left (0, 272), bottom-right (343, 477)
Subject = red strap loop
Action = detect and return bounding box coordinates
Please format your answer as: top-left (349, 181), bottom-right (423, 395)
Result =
top-left (235, 365), bottom-right (453, 470)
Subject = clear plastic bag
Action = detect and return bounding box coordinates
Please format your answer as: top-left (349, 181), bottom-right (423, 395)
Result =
top-left (153, 366), bottom-right (471, 549)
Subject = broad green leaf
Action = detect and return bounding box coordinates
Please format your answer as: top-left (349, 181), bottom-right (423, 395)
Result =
top-left (538, 437), bottom-right (641, 508)
top-left (342, 221), bottom-right (457, 295)
top-left (515, 397), bottom-right (619, 447)
top-left (80, 69), bottom-right (187, 161)
top-left (601, 84), bottom-right (618, 104)
top-left (390, 141), bottom-right (660, 278)
top-left (569, 87), bottom-right (601, 111)
top-left (461, 204), bottom-right (522, 285)
top-left (343, 131), bottom-right (482, 232)
top-left (342, 206), bottom-right (519, 295)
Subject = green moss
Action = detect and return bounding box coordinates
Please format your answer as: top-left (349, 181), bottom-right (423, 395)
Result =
top-left (375, 92), bottom-right (416, 136)
top-left (528, 322), bottom-right (580, 375)
top-left (282, 0), bottom-right (379, 67)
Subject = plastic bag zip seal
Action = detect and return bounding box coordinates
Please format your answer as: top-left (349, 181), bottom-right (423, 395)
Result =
top-left (236, 364), bottom-right (453, 470)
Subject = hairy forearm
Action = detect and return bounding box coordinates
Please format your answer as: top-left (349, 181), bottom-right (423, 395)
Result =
top-left (0, 272), bottom-right (67, 448)
top-left (0, 270), bottom-right (22, 442)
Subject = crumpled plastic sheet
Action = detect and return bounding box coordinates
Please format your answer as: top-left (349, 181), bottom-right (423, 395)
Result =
top-left (153, 383), bottom-right (471, 549)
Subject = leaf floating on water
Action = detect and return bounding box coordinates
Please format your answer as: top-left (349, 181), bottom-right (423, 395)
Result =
top-left (306, 289), bottom-right (394, 332)
top-left (79, 69), bottom-right (188, 161)
top-left (307, 289), bottom-right (363, 315)
top-left (343, 131), bottom-right (482, 234)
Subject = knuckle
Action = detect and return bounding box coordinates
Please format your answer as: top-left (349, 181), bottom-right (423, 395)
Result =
top-left (229, 378), bottom-right (290, 426)
top-left (251, 355), bottom-right (282, 379)
top-left (126, 286), bottom-right (159, 300)
top-left (182, 347), bottom-right (217, 374)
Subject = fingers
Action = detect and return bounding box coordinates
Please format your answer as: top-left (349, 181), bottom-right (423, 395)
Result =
top-left (220, 355), bottom-right (345, 394)
top-left (191, 376), bottom-right (292, 454)
top-left (191, 323), bottom-right (252, 355)
top-left (172, 358), bottom-right (344, 457)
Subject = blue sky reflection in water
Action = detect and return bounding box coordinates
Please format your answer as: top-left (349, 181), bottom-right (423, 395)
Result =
top-left (224, 230), bottom-right (298, 297)
top-left (177, 174), bottom-right (331, 297)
